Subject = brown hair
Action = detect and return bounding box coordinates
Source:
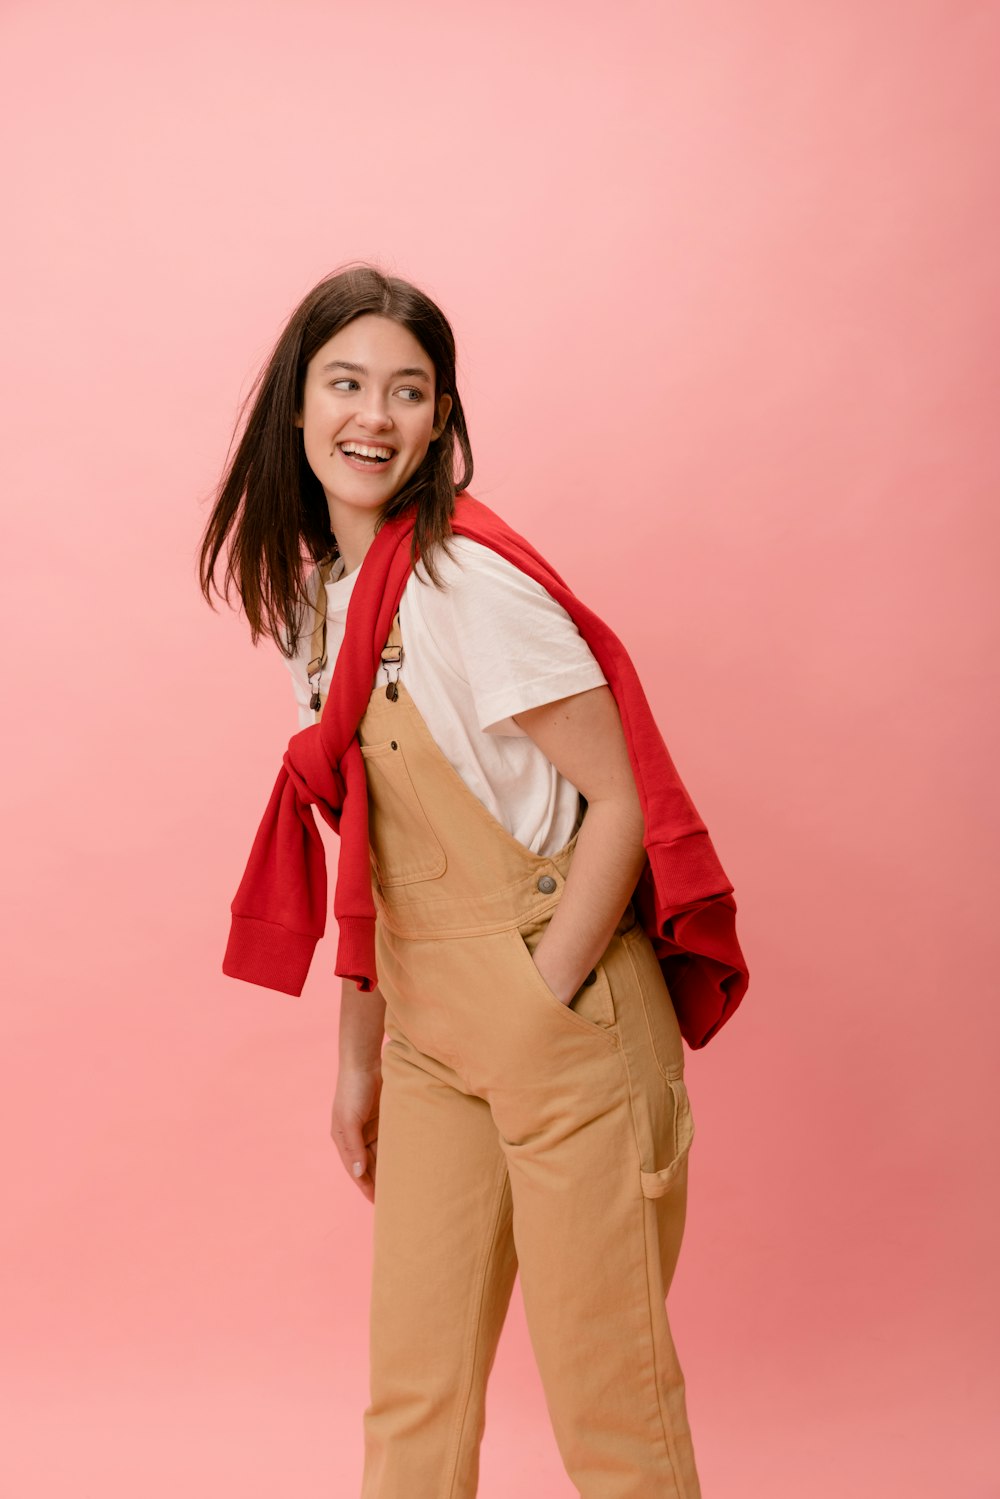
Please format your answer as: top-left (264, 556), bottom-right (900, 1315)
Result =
top-left (196, 261), bottom-right (473, 657)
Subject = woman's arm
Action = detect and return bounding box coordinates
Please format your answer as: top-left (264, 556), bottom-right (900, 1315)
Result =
top-left (339, 977), bottom-right (387, 1068)
top-left (331, 979), bottom-right (387, 1202)
top-left (513, 684), bottom-right (647, 1005)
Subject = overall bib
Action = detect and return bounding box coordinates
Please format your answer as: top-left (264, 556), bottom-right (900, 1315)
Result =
top-left (354, 610), bottom-right (700, 1499)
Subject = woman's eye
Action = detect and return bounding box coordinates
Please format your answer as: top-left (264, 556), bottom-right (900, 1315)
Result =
top-left (328, 380), bottom-right (421, 401)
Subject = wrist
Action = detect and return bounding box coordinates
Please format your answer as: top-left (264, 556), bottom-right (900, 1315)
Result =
top-left (531, 942), bottom-right (579, 1006)
top-left (338, 1051), bottom-right (383, 1074)
top-left (339, 980), bottom-right (387, 1069)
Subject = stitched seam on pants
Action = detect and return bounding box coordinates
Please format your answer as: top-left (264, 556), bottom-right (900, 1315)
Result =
top-left (441, 1152), bottom-right (512, 1499)
top-left (640, 1205), bottom-right (695, 1498)
top-left (622, 931), bottom-right (684, 1083)
top-left (619, 1043), bottom-right (691, 1496)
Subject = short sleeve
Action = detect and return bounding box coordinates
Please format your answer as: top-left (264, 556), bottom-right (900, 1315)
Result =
top-left (440, 539), bottom-right (608, 735)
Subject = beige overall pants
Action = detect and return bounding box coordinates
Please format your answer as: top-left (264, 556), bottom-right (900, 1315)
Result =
top-left (354, 610), bottom-right (700, 1499)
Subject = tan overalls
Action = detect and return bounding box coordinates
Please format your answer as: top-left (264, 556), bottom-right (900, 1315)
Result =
top-left (352, 609), bottom-right (700, 1499)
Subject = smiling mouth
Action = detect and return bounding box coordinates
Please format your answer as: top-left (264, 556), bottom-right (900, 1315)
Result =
top-left (338, 442), bottom-right (395, 465)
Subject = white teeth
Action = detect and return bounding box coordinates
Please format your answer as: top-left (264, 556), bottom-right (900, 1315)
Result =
top-left (341, 442), bottom-right (394, 459)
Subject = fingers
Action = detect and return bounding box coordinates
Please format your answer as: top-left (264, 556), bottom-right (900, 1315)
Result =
top-left (331, 1110), bottom-right (379, 1202)
top-left (356, 1126), bottom-right (379, 1194)
top-left (335, 1116), bottom-right (367, 1179)
top-left (330, 1063), bottom-right (382, 1203)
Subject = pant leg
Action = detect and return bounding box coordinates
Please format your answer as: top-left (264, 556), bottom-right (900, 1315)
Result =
top-left (491, 920), bottom-right (701, 1499)
top-left (361, 1013), bottom-right (518, 1499)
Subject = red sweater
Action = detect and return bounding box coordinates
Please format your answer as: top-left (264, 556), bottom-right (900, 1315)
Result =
top-left (223, 492), bottom-right (749, 1049)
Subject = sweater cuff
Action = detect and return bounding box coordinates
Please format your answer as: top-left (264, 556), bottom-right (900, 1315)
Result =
top-left (334, 914), bottom-right (379, 991)
top-left (647, 833), bottom-right (733, 912)
top-left (222, 916), bottom-right (318, 996)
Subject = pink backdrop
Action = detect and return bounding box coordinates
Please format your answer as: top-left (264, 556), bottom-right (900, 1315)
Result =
top-left (2, 2), bottom-right (997, 1495)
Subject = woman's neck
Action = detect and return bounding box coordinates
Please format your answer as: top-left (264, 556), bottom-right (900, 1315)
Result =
top-left (327, 507), bottom-right (380, 576)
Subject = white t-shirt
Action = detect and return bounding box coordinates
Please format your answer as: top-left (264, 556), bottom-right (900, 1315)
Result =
top-left (282, 535), bottom-right (608, 857)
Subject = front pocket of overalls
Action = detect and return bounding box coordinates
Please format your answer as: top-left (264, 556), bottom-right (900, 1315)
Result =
top-left (510, 926), bottom-right (619, 1049)
top-left (359, 739), bottom-right (447, 887)
top-left (639, 1076), bottom-right (694, 1198)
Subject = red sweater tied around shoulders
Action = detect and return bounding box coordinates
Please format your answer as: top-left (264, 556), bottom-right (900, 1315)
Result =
top-left (222, 493), bottom-right (749, 1049)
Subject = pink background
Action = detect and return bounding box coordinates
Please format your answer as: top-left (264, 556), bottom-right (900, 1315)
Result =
top-left (2, 2), bottom-right (997, 1494)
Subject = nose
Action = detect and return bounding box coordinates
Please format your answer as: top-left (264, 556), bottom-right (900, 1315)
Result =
top-left (356, 391), bottom-right (393, 433)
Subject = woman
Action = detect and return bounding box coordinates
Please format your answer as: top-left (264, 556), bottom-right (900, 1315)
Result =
top-left (199, 262), bottom-right (748, 1499)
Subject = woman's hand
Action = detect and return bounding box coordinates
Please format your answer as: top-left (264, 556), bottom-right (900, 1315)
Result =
top-left (333, 978), bottom-right (387, 1201)
top-left (331, 1062), bottom-right (382, 1203)
top-left (530, 948), bottom-right (578, 1007)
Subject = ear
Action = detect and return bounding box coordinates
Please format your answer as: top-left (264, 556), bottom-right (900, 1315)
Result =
top-left (431, 392), bottom-right (453, 439)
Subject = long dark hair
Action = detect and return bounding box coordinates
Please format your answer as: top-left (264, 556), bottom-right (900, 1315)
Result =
top-left (197, 261), bottom-right (474, 657)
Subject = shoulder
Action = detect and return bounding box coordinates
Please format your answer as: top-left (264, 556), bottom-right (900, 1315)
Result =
top-left (404, 529), bottom-right (601, 669)
top-left (415, 533), bottom-right (560, 604)
top-left (403, 534), bottom-right (574, 645)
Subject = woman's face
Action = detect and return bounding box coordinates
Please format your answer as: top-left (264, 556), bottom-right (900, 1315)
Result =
top-left (295, 313), bottom-right (452, 532)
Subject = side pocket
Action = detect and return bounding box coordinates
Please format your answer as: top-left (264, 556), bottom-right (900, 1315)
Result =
top-left (511, 926), bottom-right (620, 1050)
top-left (639, 1076), bottom-right (694, 1199)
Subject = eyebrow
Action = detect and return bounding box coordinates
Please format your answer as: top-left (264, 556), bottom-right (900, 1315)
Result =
top-left (320, 359), bottom-right (433, 382)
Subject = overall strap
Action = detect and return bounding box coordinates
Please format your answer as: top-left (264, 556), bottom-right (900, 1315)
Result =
top-left (306, 553), bottom-right (340, 723)
top-left (308, 558), bottom-right (405, 723)
top-left (379, 610), bottom-right (404, 701)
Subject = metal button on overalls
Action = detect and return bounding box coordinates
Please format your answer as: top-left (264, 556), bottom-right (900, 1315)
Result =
top-left (353, 608), bottom-right (699, 1499)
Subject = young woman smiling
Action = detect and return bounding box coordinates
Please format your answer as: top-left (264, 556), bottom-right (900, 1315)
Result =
top-left (200, 262), bottom-right (748, 1499)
